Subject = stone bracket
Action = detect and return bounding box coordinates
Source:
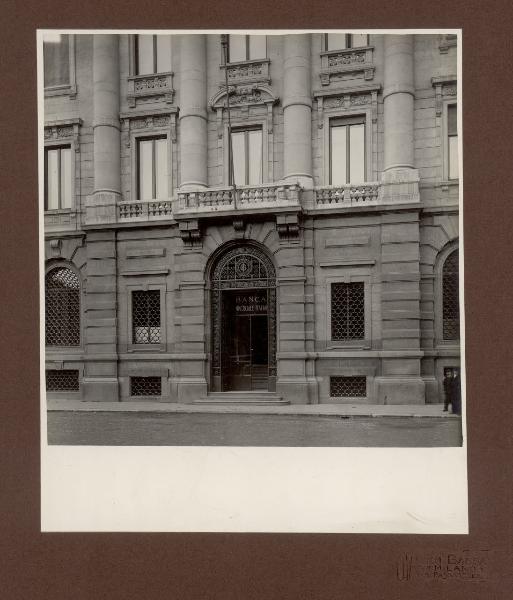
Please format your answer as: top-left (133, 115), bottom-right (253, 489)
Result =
top-left (179, 220), bottom-right (202, 248)
top-left (276, 212), bottom-right (301, 240)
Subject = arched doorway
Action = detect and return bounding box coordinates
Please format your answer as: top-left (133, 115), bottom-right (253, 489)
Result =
top-left (210, 244), bottom-right (276, 392)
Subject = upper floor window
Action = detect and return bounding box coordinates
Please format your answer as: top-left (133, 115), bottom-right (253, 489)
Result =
top-left (45, 266), bottom-right (80, 347)
top-left (231, 128), bottom-right (262, 186)
top-left (325, 33), bottom-right (368, 51)
top-left (43, 33), bottom-right (70, 87)
top-left (137, 137), bottom-right (168, 200)
top-left (227, 35), bottom-right (266, 63)
top-left (330, 117), bottom-right (366, 185)
top-left (442, 249), bottom-right (460, 341)
top-left (448, 104), bottom-right (459, 180)
top-left (331, 282), bottom-right (365, 341)
top-left (45, 146), bottom-right (72, 210)
top-left (135, 34), bottom-right (172, 75)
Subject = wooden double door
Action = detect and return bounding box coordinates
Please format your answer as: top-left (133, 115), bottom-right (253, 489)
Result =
top-left (221, 289), bottom-right (270, 391)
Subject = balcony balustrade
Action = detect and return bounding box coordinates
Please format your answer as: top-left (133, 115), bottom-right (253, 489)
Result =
top-left (174, 183), bottom-right (302, 219)
top-left (315, 183), bottom-right (381, 208)
top-left (118, 199), bottom-right (174, 222)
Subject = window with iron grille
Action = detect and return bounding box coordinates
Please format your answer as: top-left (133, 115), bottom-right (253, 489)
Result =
top-left (130, 376), bottom-right (162, 396)
top-left (132, 290), bottom-right (161, 344)
top-left (331, 282), bottom-right (365, 340)
top-left (46, 369), bottom-right (80, 392)
top-left (442, 250), bottom-right (460, 340)
top-left (45, 267), bottom-right (80, 346)
top-left (330, 376), bottom-right (366, 398)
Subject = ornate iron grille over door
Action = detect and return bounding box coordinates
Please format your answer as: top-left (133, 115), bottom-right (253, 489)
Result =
top-left (442, 250), bottom-right (460, 340)
top-left (211, 245), bottom-right (276, 392)
top-left (45, 267), bottom-right (81, 346)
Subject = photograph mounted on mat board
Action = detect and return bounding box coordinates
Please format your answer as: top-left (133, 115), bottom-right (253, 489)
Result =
top-left (39, 28), bottom-right (467, 532)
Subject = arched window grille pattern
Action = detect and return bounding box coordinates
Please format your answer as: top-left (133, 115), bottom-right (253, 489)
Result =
top-left (442, 250), bottom-right (460, 340)
top-left (45, 266), bottom-right (81, 346)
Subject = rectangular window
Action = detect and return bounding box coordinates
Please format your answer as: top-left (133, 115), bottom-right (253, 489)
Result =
top-left (132, 290), bottom-right (161, 344)
top-left (325, 33), bottom-right (368, 51)
top-left (137, 137), bottom-right (168, 200)
top-left (230, 128), bottom-right (263, 186)
top-left (135, 34), bottom-right (172, 75)
top-left (330, 118), bottom-right (366, 185)
top-left (228, 35), bottom-right (266, 62)
top-left (331, 282), bottom-right (365, 340)
top-left (43, 33), bottom-right (70, 87)
top-left (330, 376), bottom-right (366, 398)
top-left (130, 376), bottom-right (162, 396)
top-left (46, 369), bottom-right (79, 392)
top-left (448, 104), bottom-right (459, 180)
top-left (45, 146), bottom-right (72, 210)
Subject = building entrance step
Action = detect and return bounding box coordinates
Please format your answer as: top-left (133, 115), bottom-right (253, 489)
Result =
top-left (195, 392), bottom-right (290, 405)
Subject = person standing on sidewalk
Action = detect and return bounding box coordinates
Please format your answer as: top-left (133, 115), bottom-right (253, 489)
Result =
top-left (443, 369), bottom-right (453, 412)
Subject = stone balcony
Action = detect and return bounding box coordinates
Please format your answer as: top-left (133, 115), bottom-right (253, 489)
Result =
top-left (118, 199), bottom-right (174, 222)
top-left (315, 183), bottom-right (381, 208)
top-left (174, 183), bottom-right (302, 220)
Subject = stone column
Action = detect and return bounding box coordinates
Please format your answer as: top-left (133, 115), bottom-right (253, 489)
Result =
top-left (83, 35), bottom-right (120, 401)
top-left (86, 34), bottom-right (121, 224)
top-left (179, 34), bottom-right (208, 190)
top-left (381, 34), bottom-right (419, 203)
top-left (282, 34), bottom-right (313, 189)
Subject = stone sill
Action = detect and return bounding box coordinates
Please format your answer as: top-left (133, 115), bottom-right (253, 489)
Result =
top-left (44, 84), bottom-right (77, 98)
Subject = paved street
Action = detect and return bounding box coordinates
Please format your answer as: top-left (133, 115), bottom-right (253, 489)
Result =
top-left (47, 410), bottom-right (462, 447)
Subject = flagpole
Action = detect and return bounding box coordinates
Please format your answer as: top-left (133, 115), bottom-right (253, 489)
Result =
top-left (221, 34), bottom-right (237, 210)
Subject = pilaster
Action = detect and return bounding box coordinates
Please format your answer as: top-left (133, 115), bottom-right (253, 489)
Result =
top-left (377, 210), bottom-right (425, 404)
top-left (82, 230), bottom-right (119, 401)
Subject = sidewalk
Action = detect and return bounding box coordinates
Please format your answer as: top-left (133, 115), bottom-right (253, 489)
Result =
top-left (47, 399), bottom-right (460, 418)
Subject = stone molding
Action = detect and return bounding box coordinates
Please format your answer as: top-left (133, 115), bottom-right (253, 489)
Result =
top-left (313, 83), bottom-right (381, 127)
top-left (220, 58), bottom-right (271, 86)
top-left (319, 46), bottom-right (374, 87)
top-left (120, 107), bottom-right (179, 145)
top-left (431, 75), bottom-right (457, 116)
top-left (44, 118), bottom-right (82, 152)
top-left (127, 72), bottom-right (175, 108)
top-left (439, 34), bottom-right (457, 54)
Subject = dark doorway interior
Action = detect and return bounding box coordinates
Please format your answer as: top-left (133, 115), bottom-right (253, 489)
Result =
top-left (221, 290), bottom-right (269, 391)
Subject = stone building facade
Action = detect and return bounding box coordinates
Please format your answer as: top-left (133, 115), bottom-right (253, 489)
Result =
top-left (43, 32), bottom-right (460, 405)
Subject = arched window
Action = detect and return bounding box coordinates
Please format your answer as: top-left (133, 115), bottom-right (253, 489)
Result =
top-left (442, 250), bottom-right (460, 341)
top-left (45, 266), bottom-right (81, 346)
